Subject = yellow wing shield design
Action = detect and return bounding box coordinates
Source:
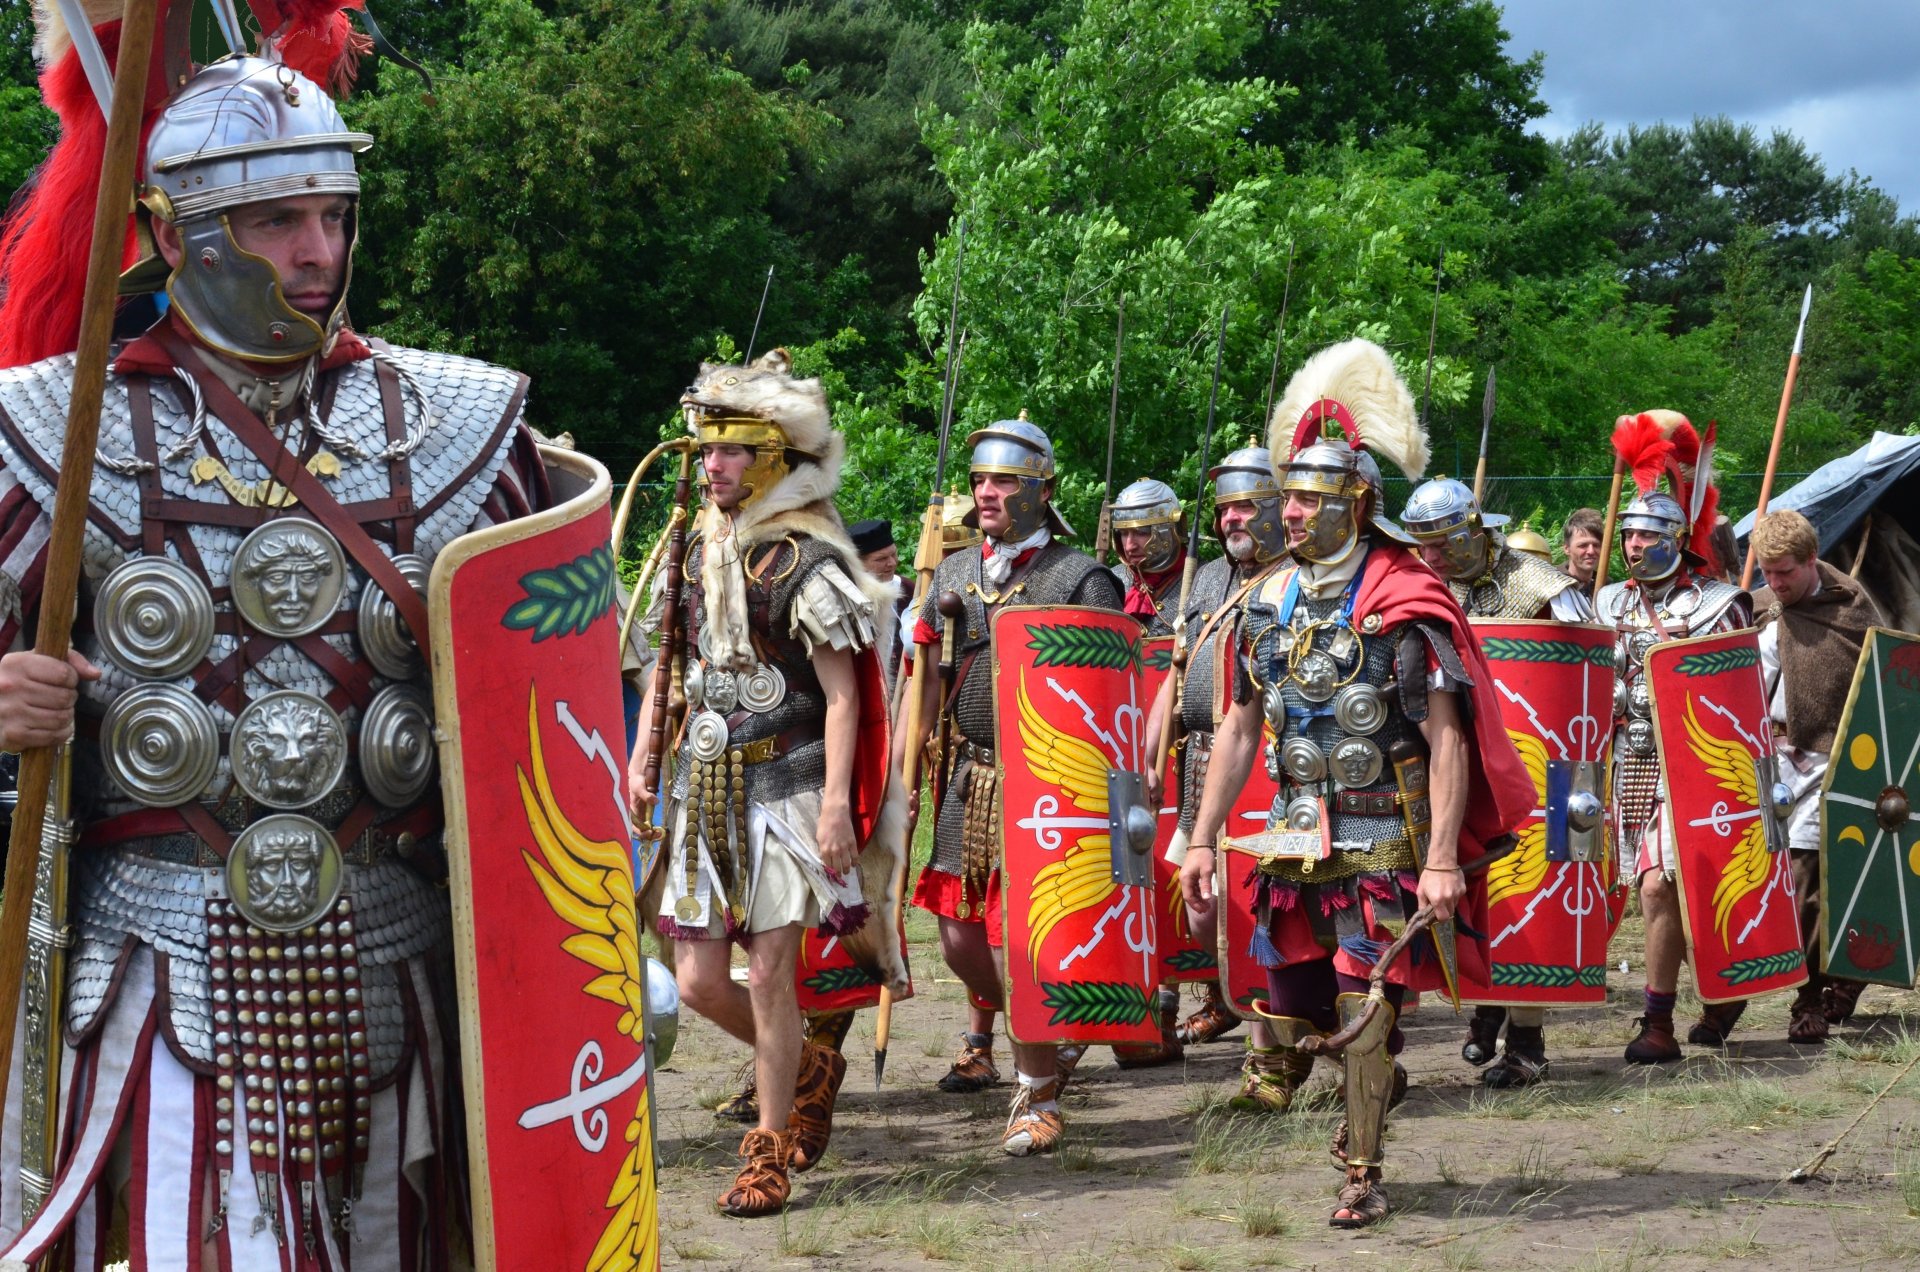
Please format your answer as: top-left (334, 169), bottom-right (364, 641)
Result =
top-left (1016, 671), bottom-right (1120, 969)
top-left (519, 688), bottom-right (659, 1272)
top-left (1681, 696), bottom-right (1769, 947)
top-left (1486, 728), bottom-right (1550, 908)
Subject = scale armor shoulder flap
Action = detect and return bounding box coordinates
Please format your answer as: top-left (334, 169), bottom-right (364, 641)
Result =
top-left (1684, 578), bottom-right (1749, 633)
top-left (1469, 546), bottom-right (1579, 620)
top-left (0, 354), bottom-right (146, 576)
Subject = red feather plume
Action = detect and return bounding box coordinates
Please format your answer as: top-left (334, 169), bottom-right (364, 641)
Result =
top-left (1610, 412), bottom-right (1673, 495)
top-left (252, 1), bottom-right (372, 97)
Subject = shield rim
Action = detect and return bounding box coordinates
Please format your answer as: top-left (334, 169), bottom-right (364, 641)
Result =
top-left (991, 603), bottom-right (1159, 1047)
top-left (1820, 626), bottom-right (1920, 988)
top-left (1461, 616), bottom-right (1619, 1007)
top-left (1644, 624), bottom-right (1808, 1005)
top-left (428, 446), bottom-right (651, 1269)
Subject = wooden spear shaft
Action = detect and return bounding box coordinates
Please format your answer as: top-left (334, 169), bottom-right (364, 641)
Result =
top-left (0, 0), bottom-right (160, 1119)
top-left (1741, 285), bottom-right (1815, 590)
top-left (1592, 457), bottom-right (1625, 605)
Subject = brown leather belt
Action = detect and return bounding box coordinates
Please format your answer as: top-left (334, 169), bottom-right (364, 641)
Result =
top-left (734, 723), bottom-right (824, 765)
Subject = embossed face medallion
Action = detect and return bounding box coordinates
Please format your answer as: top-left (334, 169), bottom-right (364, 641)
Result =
top-left (1295, 651), bottom-right (1339, 703)
top-left (100, 684), bottom-right (219, 806)
top-left (738, 663), bottom-right (786, 713)
top-left (226, 814), bottom-right (344, 933)
top-left (1628, 680), bottom-right (1652, 719)
top-left (232, 691), bottom-right (348, 809)
top-left (701, 666), bottom-right (739, 714)
top-left (360, 684), bottom-right (438, 808)
top-left (94, 557), bottom-right (215, 680)
top-left (1330, 737), bottom-right (1384, 788)
top-left (1627, 628), bottom-right (1660, 669)
top-left (356, 553), bottom-right (430, 679)
top-left (232, 517), bottom-right (347, 638)
top-left (1626, 718), bottom-right (1656, 757)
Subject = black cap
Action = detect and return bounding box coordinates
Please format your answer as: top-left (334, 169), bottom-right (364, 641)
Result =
top-left (849, 519), bottom-right (895, 555)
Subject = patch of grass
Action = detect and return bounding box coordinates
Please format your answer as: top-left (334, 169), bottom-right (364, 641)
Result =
top-left (1898, 1132), bottom-right (1920, 1217)
top-left (776, 1204), bottom-right (840, 1258)
top-left (1458, 1084), bottom-right (1557, 1120)
top-left (1435, 1150), bottom-right (1463, 1186)
top-left (1584, 1140), bottom-right (1665, 1175)
top-left (1188, 1107), bottom-right (1286, 1175)
top-left (1829, 1021), bottom-right (1920, 1065)
top-left (906, 1204), bottom-right (999, 1261)
top-left (1234, 1192), bottom-right (1291, 1238)
top-left (1646, 1062), bottom-right (1842, 1129)
top-left (1058, 1143), bottom-right (1101, 1172)
top-left (1510, 1143), bottom-right (1565, 1192)
top-left (668, 1237), bottom-right (727, 1261)
top-left (1164, 1245), bottom-right (1224, 1271)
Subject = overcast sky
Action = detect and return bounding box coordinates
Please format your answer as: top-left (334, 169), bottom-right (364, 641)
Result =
top-left (1499, 1), bottom-right (1920, 214)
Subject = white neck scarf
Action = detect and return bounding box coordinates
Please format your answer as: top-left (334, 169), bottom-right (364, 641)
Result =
top-left (984, 528), bottom-right (1051, 586)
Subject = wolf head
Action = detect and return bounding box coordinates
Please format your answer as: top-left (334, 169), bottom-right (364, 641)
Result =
top-left (680, 348), bottom-right (841, 525)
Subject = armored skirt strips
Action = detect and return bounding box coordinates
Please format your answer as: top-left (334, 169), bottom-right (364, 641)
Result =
top-left (0, 338), bottom-right (542, 1270)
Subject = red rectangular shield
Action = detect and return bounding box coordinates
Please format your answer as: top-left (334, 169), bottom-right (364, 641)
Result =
top-left (1646, 627), bottom-right (1807, 1003)
top-left (995, 606), bottom-right (1159, 1045)
top-left (796, 924), bottom-right (913, 1015)
top-left (1143, 636), bottom-right (1219, 984)
top-left (1459, 620), bottom-right (1619, 1006)
top-left (431, 449), bottom-right (659, 1271)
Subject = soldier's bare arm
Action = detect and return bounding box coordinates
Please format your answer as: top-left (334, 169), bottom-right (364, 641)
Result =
top-left (1142, 673), bottom-right (1175, 804)
top-left (1180, 689), bottom-right (1258, 911)
top-left (0, 649), bottom-right (100, 752)
top-left (1416, 687), bottom-right (1468, 920)
top-left (814, 644), bottom-right (859, 877)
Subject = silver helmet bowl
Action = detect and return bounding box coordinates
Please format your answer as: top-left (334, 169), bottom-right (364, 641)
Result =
top-left (1402, 476), bottom-right (1505, 580)
top-left (137, 57), bottom-right (373, 365)
top-left (1208, 444), bottom-right (1286, 563)
top-left (1620, 490), bottom-right (1687, 582)
top-left (966, 414), bottom-right (1070, 539)
top-left (1111, 477), bottom-right (1182, 572)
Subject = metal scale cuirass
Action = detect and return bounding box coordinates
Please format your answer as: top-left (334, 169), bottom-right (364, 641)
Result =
top-left (1450, 545), bottom-right (1577, 620)
top-left (0, 347), bottom-right (526, 1082)
top-left (925, 542), bottom-right (1121, 877)
top-left (1596, 574), bottom-right (1749, 847)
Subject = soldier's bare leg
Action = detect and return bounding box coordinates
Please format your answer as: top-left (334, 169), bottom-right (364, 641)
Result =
top-left (1626, 867), bottom-right (1686, 1062)
top-left (1184, 895), bottom-right (1261, 1048)
top-left (677, 937), bottom-right (756, 1045)
top-left (935, 915), bottom-right (1004, 1093)
top-left (744, 924), bottom-right (805, 1134)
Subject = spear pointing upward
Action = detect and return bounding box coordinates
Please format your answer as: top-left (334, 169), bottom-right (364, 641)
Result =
top-left (0, 0), bottom-right (162, 1130)
top-left (1472, 366), bottom-right (1496, 504)
top-left (1740, 284), bottom-right (1814, 589)
top-left (1094, 293), bottom-right (1127, 563)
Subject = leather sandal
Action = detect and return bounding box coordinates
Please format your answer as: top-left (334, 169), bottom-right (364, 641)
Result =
top-left (1461, 1006), bottom-right (1503, 1066)
top-left (937, 1036), bottom-right (1000, 1094)
top-left (1329, 1165), bottom-right (1388, 1228)
top-left (1482, 1027), bottom-right (1549, 1088)
top-left (786, 1042), bottom-right (847, 1173)
top-left (1175, 985), bottom-right (1241, 1046)
top-left (717, 1129), bottom-right (791, 1217)
top-left (1687, 1000), bottom-right (1747, 1047)
top-left (714, 1062), bottom-right (759, 1123)
top-left (1788, 1004), bottom-right (1830, 1045)
top-left (1002, 1079), bottom-right (1065, 1157)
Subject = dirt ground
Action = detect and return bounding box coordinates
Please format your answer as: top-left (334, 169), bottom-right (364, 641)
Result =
top-left (649, 897), bottom-right (1920, 1272)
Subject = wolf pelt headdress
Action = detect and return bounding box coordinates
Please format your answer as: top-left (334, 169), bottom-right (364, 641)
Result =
top-left (678, 347), bottom-right (909, 990)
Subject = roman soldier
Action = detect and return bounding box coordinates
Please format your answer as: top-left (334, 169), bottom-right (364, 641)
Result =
top-left (898, 413), bottom-right (1123, 1156)
top-left (629, 350), bottom-right (906, 1216)
top-left (1402, 477), bottom-right (1593, 1088)
top-left (1110, 477), bottom-right (1186, 633)
top-left (0, 20), bottom-right (551, 1267)
top-left (1142, 444), bottom-right (1293, 1088)
top-left (1183, 340), bottom-right (1533, 1228)
top-left (1749, 509), bottom-right (1880, 1042)
top-left (1598, 411), bottom-right (1751, 1062)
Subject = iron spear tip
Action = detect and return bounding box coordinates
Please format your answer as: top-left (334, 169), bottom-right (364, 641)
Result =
top-left (873, 1048), bottom-right (887, 1091)
top-left (1792, 284), bottom-right (1813, 356)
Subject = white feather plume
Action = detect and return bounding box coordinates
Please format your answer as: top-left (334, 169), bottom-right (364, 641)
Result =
top-left (1268, 338), bottom-right (1429, 480)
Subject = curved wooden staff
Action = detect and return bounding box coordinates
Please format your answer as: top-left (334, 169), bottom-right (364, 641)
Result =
top-left (0, 0), bottom-right (161, 1125)
top-left (1740, 285), bottom-right (1814, 589)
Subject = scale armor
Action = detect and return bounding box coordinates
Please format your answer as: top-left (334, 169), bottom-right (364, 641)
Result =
top-left (924, 543), bottom-right (1121, 876)
top-left (0, 347), bottom-right (527, 1082)
top-left (1450, 543), bottom-right (1579, 620)
top-left (1598, 575), bottom-right (1751, 847)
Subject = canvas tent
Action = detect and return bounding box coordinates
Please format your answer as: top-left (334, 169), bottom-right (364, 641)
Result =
top-left (1734, 431), bottom-right (1920, 632)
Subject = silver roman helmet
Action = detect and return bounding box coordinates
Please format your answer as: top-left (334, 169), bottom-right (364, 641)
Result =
top-left (1401, 476), bottom-right (1507, 581)
top-left (1269, 340), bottom-right (1429, 567)
top-left (1207, 443), bottom-right (1287, 564)
top-left (1110, 477), bottom-right (1182, 572)
top-left (1619, 490), bottom-right (1689, 583)
top-left (965, 411), bottom-right (1072, 539)
top-left (128, 57), bottom-right (372, 365)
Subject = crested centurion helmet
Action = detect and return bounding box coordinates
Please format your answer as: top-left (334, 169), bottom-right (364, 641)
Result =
top-left (1609, 409), bottom-right (1720, 583)
top-left (1110, 477), bottom-right (1183, 572)
top-left (1207, 442), bottom-right (1287, 564)
top-left (131, 57), bottom-right (372, 365)
top-left (1401, 476), bottom-right (1508, 581)
top-left (1269, 339), bottom-right (1429, 566)
top-left (966, 411), bottom-right (1071, 539)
